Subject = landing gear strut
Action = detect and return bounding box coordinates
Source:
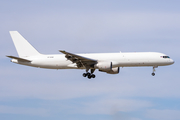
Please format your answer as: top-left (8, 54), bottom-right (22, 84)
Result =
top-left (83, 69), bottom-right (96, 79)
top-left (152, 66), bottom-right (158, 76)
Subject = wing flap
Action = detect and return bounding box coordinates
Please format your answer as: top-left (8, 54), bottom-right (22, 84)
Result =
top-left (59, 50), bottom-right (97, 62)
top-left (6, 56), bottom-right (31, 62)
top-left (59, 50), bottom-right (97, 68)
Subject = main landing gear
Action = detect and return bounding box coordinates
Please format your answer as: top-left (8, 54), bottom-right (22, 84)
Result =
top-left (83, 72), bottom-right (96, 79)
top-left (152, 66), bottom-right (158, 76)
top-left (83, 69), bottom-right (96, 79)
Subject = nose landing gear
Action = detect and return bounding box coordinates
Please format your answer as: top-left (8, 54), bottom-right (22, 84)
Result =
top-left (152, 66), bottom-right (158, 76)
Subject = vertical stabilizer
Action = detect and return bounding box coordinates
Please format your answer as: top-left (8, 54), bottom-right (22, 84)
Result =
top-left (9, 31), bottom-right (41, 57)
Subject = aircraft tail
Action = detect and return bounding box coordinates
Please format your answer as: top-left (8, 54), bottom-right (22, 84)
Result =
top-left (9, 31), bottom-right (41, 57)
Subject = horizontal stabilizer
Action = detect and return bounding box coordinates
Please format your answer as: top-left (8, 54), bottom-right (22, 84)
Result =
top-left (6, 56), bottom-right (31, 62)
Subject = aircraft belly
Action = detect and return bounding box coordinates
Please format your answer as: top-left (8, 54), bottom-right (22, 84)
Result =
top-left (30, 59), bottom-right (72, 69)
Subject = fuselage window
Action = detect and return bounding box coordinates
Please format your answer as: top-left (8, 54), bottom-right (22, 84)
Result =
top-left (161, 56), bottom-right (170, 58)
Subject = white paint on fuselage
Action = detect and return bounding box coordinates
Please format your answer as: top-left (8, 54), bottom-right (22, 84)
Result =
top-left (13, 52), bottom-right (174, 69)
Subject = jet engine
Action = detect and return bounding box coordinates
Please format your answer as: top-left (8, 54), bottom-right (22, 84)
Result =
top-left (106, 67), bottom-right (119, 74)
top-left (94, 62), bottom-right (119, 74)
top-left (95, 62), bottom-right (112, 71)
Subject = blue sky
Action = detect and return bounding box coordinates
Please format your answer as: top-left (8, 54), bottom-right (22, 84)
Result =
top-left (0, 0), bottom-right (180, 120)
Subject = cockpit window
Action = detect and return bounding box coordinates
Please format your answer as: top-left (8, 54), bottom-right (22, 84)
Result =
top-left (161, 56), bottom-right (170, 58)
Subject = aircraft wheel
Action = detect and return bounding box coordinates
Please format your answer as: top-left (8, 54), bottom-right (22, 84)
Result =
top-left (83, 73), bottom-right (87, 77)
top-left (87, 72), bottom-right (90, 76)
top-left (88, 75), bottom-right (92, 79)
top-left (91, 74), bottom-right (96, 78)
top-left (152, 73), bottom-right (155, 76)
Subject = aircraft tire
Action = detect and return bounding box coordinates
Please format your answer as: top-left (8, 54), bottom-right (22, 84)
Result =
top-left (152, 73), bottom-right (155, 76)
top-left (88, 75), bottom-right (91, 79)
top-left (91, 74), bottom-right (95, 78)
top-left (87, 72), bottom-right (90, 76)
top-left (83, 73), bottom-right (87, 77)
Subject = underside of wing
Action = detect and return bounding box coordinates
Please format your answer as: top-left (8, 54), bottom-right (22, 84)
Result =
top-left (59, 50), bottom-right (97, 68)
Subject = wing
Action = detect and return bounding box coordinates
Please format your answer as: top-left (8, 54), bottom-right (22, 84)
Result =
top-left (59, 50), bottom-right (97, 68)
top-left (6, 56), bottom-right (31, 62)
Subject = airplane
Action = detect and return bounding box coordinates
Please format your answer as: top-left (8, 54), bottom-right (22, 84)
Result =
top-left (7, 31), bottom-right (174, 79)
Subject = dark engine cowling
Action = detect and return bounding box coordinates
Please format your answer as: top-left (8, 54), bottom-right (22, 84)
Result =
top-left (94, 62), bottom-right (120, 74)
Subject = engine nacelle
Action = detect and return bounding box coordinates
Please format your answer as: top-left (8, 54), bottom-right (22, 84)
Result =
top-left (106, 67), bottom-right (120, 74)
top-left (94, 62), bottom-right (120, 74)
top-left (94, 62), bottom-right (112, 71)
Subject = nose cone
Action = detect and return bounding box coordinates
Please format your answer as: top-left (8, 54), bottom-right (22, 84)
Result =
top-left (170, 59), bottom-right (175, 65)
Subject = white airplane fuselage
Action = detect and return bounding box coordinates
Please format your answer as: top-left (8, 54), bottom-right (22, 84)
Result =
top-left (12, 52), bottom-right (174, 69)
